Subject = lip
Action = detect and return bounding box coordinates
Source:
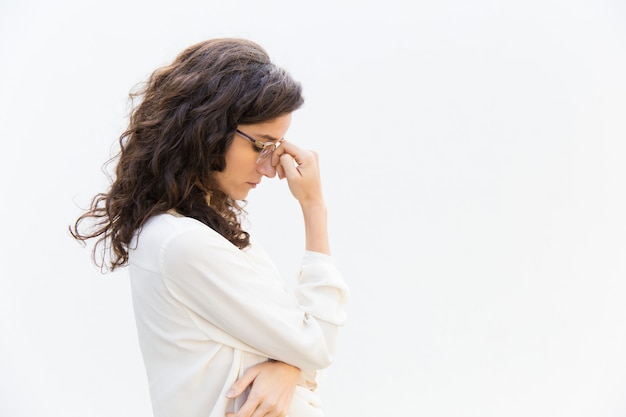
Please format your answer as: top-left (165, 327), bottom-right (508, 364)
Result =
top-left (247, 182), bottom-right (258, 188)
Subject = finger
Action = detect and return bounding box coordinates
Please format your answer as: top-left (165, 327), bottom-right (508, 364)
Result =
top-left (279, 153), bottom-right (301, 179)
top-left (274, 140), bottom-right (307, 166)
top-left (226, 367), bottom-right (260, 399)
top-left (270, 141), bottom-right (289, 167)
top-left (251, 406), bottom-right (274, 417)
top-left (270, 144), bottom-right (283, 167)
top-left (276, 163), bottom-right (286, 179)
top-left (229, 395), bottom-right (261, 417)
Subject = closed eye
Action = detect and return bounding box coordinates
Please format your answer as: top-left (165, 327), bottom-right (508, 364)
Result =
top-left (236, 129), bottom-right (272, 153)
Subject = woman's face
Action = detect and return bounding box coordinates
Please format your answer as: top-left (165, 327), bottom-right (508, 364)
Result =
top-left (215, 113), bottom-right (292, 201)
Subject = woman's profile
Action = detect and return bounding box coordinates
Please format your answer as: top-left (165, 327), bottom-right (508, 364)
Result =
top-left (70, 38), bottom-right (349, 417)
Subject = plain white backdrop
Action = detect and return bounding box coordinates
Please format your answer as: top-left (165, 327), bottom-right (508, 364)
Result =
top-left (1, 0), bottom-right (625, 416)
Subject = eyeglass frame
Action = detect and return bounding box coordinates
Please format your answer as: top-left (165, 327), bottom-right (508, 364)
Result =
top-left (235, 129), bottom-right (284, 163)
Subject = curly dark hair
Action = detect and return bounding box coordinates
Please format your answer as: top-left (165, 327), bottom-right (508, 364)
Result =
top-left (70, 38), bottom-right (304, 271)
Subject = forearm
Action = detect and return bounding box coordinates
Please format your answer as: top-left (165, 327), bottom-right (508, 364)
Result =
top-left (301, 201), bottom-right (330, 255)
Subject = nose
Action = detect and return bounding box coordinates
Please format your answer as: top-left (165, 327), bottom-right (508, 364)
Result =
top-left (256, 157), bottom-right (277, 178)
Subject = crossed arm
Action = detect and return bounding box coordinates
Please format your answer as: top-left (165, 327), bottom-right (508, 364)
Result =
top-left (227, 141), bottom-right (335, 417)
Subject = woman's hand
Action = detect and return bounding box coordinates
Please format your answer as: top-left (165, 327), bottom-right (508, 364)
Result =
top-left (225, 360), bottom-right (301, 417)
top-left (272, 140), bottom-right (324, 207)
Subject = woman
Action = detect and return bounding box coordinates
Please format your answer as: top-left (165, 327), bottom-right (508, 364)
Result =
top-left (70, 38), bottom-right (349, 417)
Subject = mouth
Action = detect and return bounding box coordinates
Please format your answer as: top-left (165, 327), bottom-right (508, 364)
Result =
top-left (247, 182), bottom-right (258, 189)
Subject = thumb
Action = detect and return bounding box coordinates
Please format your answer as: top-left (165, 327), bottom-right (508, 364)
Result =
top-left (279, 153), bottom-right (300, 179)
top-left (225, 366), bottom-right (261, 398)
top-left (276, 163), bottom-right (286, 180)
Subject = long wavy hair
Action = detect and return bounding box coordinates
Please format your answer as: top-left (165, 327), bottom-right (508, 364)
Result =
top-left (70, 38), bottom-right (304, 271)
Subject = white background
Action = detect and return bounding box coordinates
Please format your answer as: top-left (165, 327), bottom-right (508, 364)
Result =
top-left (1, 1), bottom-right (625, 416)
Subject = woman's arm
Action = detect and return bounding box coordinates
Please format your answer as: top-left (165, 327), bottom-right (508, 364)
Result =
top-left (274, 141), bottom-right (330, 255)
top-left (161, 229), bottom-right (347, 370)
top-left (224, 142), bottom-right (345, 417)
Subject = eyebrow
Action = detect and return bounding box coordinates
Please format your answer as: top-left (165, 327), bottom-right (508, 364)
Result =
top-left (256, 133), bottom-right (283, 142)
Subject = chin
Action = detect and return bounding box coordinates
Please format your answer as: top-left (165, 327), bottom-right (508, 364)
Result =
top-left (232, 192), bottom-right (250, 201)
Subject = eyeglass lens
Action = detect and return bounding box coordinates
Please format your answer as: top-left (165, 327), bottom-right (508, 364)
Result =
top-left (256, 144), bottom-right (275, 163)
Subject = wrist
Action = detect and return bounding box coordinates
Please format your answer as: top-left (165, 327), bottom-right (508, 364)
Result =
top-left (299, 200), bottom-right (326, 213)
top-left (301, 203), bottom-right (330, 255)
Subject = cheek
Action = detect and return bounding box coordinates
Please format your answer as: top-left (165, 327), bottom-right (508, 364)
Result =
top-left (221, 138), bottom-right (261, 176)
top-left (224, 148), bottom-right (257, 174)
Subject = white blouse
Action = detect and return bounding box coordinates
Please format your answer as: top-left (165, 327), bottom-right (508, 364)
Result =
top-left (128, 213), bottom-right (349, 417)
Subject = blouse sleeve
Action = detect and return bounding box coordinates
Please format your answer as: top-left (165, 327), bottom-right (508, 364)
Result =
top-left (159, 225), bottom-right (349, 371)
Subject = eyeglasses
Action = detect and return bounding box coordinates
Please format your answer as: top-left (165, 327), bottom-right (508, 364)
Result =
top-left (236, 129), bottom-right (283, 164)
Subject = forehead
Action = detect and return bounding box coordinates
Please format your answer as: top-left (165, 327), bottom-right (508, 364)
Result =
top-left (237, 113), bottom-right (292, 141)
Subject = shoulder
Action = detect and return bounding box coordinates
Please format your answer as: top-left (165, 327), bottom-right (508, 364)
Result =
top-left (136, 213), bottom-right (217, 246)
top-left (130, 213), bottom-right (235, 270)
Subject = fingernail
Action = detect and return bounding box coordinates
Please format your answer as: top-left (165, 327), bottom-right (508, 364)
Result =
top-left (225, 388), bottom-right (235, 398)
